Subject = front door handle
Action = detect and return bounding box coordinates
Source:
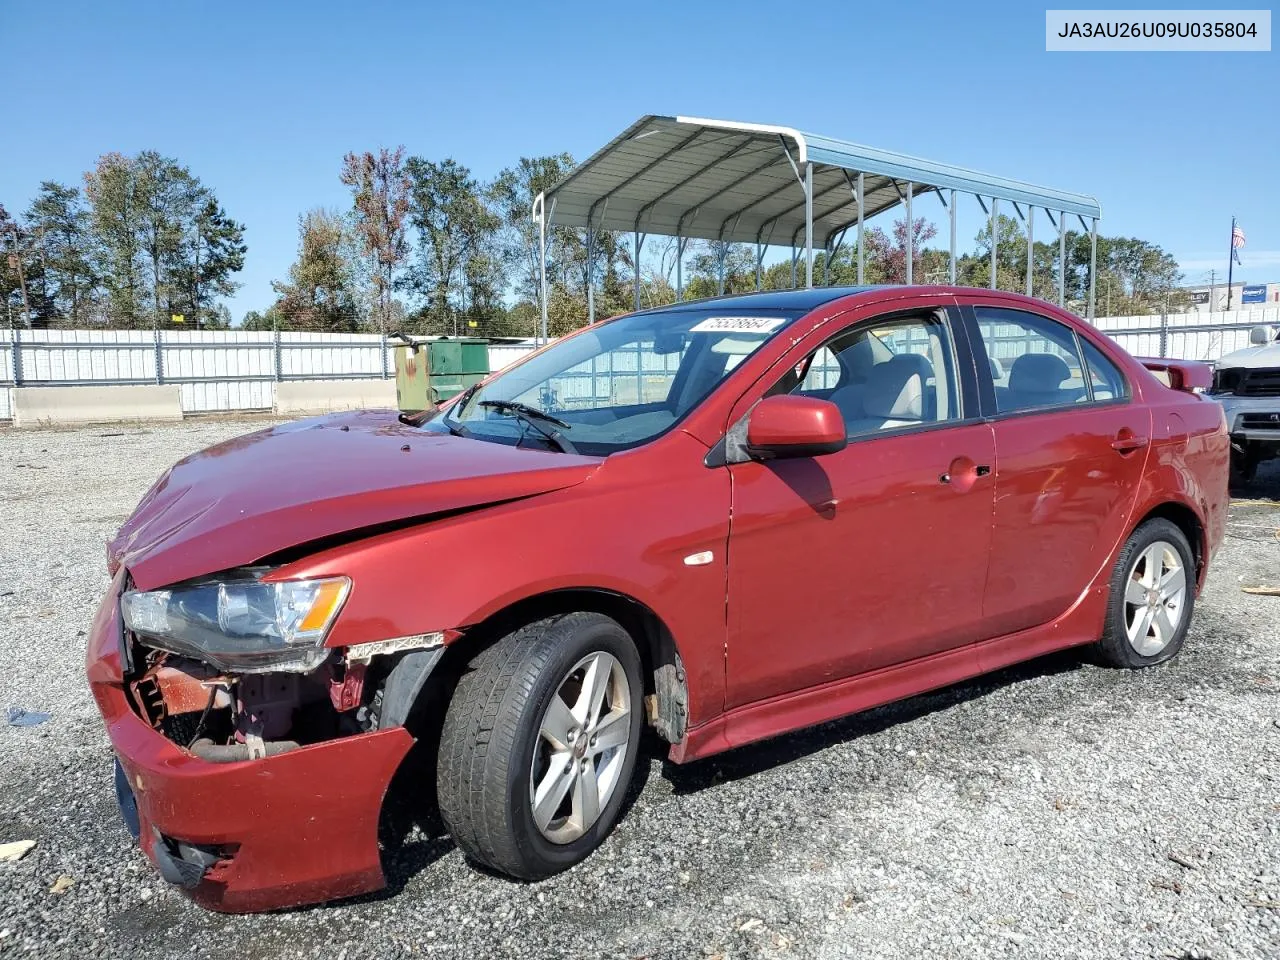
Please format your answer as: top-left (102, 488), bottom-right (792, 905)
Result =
top-left (1111, 430), bottom-right (1149, 454)
top-left (939, 457), bottom-right (990, 491)
top-left (939, 464), bottom-right (991, 483)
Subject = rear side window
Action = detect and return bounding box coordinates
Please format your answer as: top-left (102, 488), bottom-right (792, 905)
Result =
top-left (973, 307), bottom-right (1088, 414)
top-left (1081, 338), bottom-right (1130, 401)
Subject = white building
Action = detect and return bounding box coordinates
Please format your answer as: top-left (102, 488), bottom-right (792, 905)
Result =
top-left (1182, 280), bottom-right (1280, 315)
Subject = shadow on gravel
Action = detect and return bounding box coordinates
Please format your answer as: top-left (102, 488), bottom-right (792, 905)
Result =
top-left (661, 649), bottom-right (1084, 794)
top-left (1230, 457), bottom-right (1280, 502)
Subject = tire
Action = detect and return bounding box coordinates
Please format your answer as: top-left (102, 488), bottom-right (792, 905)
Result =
top-left (1094, 518), bottom-right (1195, 668)
top-left (1230, 445), bottom-right (1258, 486)
top-left (436, 613), bottom-right (644, 880)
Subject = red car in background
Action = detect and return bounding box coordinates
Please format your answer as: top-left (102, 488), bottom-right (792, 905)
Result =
top-left (86, 286), bottom-right (1228, 911)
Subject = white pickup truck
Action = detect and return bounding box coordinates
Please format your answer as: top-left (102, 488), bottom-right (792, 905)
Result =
top-left (1209, 325), bottom-right (1280, 483)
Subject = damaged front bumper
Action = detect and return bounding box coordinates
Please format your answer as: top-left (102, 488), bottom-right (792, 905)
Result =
top-left (86, 573), bottom-right (414, 912)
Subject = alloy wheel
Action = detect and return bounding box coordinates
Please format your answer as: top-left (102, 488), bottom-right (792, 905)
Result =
top-left (1123, 540), bottom-right (1188, 657)
top-left (529, 651), bottom-right (633, 844)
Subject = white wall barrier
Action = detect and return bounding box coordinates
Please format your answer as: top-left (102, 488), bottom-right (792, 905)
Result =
top-left (1094, 306), bottom-right (1280, 361)
top-left (0, 329), bottom-right (537, 422)
top-left (3, 308), bottom-right (1279, 424)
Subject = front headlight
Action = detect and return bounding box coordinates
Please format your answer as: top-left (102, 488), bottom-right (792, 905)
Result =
top-left (120, 571), bottom-right (351, 674)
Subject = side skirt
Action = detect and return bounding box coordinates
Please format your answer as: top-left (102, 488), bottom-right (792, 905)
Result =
top-left (670, 582), bottom-right (1109, 764)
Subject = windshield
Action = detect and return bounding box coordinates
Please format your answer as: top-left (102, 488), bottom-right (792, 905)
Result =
top-left (433, 307), bottom-right (806, 455)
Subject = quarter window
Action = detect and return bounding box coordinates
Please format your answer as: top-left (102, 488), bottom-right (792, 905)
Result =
top-left (973, 307), bottom-right (1088, 413)
top-left (1081, 338), bottom-right (1130, 401)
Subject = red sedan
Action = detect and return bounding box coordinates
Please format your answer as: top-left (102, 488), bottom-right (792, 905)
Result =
top-left (87, 286), bottom-right (1228, 911)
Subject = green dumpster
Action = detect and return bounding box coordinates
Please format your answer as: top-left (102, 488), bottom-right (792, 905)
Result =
top-left (393, 336), bottom-right (489, 414)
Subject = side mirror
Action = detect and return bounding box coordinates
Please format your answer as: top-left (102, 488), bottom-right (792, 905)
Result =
top-left (1249, 325), bottom-right (1272, 345)
top-left (745, 395), bottom-right (847, 460)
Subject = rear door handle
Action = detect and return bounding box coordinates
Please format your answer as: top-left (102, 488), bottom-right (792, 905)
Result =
top-left (1111, 432), bottom-right (1149, 453)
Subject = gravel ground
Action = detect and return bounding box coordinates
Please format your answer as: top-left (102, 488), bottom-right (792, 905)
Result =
top-left (1, 417), bottom-right (1278, 960)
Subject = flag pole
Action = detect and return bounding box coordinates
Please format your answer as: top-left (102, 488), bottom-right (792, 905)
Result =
top-left (1226, 216), bottom-right (1236, 311)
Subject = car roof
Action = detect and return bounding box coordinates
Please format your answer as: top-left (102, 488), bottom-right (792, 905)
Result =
top-left (634, 286), bottom-right (882, 315)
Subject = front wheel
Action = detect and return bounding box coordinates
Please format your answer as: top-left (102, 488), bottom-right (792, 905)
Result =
top-left (1094, 518), bottom-right (1195, 668)
top-left (1230, 444), bottom-right (1259, 486)
top-left (436, 613), bottom-right (643, 880)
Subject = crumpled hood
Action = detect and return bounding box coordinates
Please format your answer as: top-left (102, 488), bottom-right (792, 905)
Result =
top-left (111, 410), bottom-right (602, 590)
top-left (1217, 342), bottom-right (1280, 370)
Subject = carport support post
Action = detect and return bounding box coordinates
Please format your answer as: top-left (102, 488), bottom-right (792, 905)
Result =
top-left (755, 242), bottom-right (763, 290)
top-left (804, 162), bottom-right (814, 289)
top-left (857, 173), bottom-right (865, 285)
top-left (1058, 212), bottom-right (1066, 307)
top-left (790, 246), bottom-right (797, 288)
top-left (1025, 206), bottom-right (1035, 297)
top-left (536, 193), bottom-right (548, 344)
top-left (989, 198), bottom-right (999, 290)
top-left (948, 189), bottom-right (957, 284)
top-left (586, 224), bottom-right (596, 324)
top-left (633, 228), bottom-right (643, 312)
top-left (904, 182), bottom-right (913, 285)
top-left (676, 235), bottom-right (684, 301)
top-left (1088, 218), bottom-right (1098, 320)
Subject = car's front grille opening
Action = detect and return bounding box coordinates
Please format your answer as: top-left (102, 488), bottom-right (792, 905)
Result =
top-left (1237, 370), bottom-right (1280, 397)
top-left (1239, 413), bottom-right (1280, 431)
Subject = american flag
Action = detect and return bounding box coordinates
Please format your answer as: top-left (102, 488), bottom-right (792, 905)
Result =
top-left (1232, 224), bottom-right (1245, 265)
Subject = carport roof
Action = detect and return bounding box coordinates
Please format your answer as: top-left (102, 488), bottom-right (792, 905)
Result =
top-left (542, 115), bottom-right (1102, 248)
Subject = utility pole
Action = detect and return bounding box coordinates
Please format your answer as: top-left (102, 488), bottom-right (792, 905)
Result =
top-left (1208, 269), bottom-right (1216, 318)
top-left (5, 222), bottom-right (32, 328)
top-left (1226, 216), bottom-right (1236, 311)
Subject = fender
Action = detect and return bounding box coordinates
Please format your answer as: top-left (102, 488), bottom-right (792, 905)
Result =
top-left (276, 430), bottom-right (732, 731)
top-left (1130, 392), bottom-right (1229, 580)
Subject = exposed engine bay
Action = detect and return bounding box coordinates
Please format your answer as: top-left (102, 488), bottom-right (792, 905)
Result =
top-left (123, 632), bottom-right (438, 762)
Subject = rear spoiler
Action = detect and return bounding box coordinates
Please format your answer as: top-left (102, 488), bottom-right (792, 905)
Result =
top-left (1136, 357), bottom-right (1212, 393)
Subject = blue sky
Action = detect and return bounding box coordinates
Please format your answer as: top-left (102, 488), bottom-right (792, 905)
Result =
top-left (3, 0), bottom-right (1277, 321)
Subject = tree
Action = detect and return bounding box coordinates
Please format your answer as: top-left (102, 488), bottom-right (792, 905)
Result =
top-left (404, 157), bottom-right (499, 330)
top-left (179, 197), bottom-right (246, 326)
top-left (271, 209), bottom-right (361, 331)
top-left (80, 151), bottom-right (245, 328)
top-left (490, 154), bottom-right (576, 307)
top-left (84, 152), bottom-right (147, 326)
top-left (685, 241), bottom-right (756, 299)
top-left (25, 182), bottom-right (96, 324)
top-left (135, 150), bottom-right (201, 322)
top-left (341, 147), bottom-right (410, 334)
top-left (0, 203), bottom-right (54, 326)
top-left (862, 217), bottom-right (939, 284)
top-left (240, 305), bottom-right (286, 331)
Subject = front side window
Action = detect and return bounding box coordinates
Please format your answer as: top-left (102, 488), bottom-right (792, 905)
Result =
top-left (781, 313), bottom-right (960, 439)
top-left (438, 308), bottom-right (805, 455)
top-left (973, 307), bottom-right (1089, 413)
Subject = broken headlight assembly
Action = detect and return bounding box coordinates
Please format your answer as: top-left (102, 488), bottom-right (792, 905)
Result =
top-left (120, 571), bottom-right (351, 674)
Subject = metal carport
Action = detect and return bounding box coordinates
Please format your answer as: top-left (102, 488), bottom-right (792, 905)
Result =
top-left (533, 115), bottom-right (1102, 339)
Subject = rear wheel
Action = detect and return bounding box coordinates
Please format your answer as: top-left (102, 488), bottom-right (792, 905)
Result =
top-left (436, 613), bottom-right (643, 880)
top-left (1095, 518), bottom-right (1195, 668)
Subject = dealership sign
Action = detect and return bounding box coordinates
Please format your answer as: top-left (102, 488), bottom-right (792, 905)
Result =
top-left (1242, 284), bottom-right (1267, 304)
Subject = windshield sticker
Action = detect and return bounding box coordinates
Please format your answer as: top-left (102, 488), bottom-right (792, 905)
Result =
top-left (689, 316), bottom-right (787, 334)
